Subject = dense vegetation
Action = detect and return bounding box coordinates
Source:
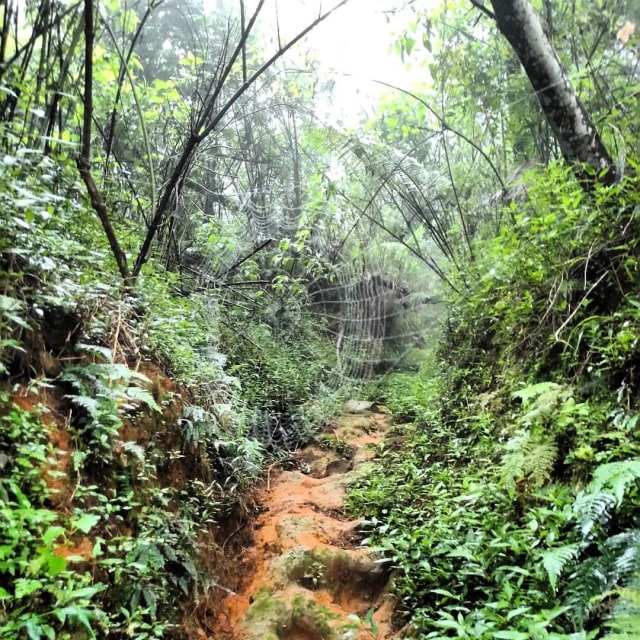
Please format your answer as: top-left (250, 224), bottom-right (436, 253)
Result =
top-left (1, 0), bottom-right (639, 638)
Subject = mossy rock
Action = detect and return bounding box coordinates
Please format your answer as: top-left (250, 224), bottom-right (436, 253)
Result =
top-left (243, 588), bottom-right (341, 640)
top-left (243, 588), bottom-right (288, 639)
top-left (271, 546), bottom-right (388, 602)
top-left (285, 595), bottom-right (338, 639)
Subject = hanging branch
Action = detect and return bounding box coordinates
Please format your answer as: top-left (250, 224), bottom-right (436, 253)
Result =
top-left (441, 129), bottom-right (474, 259)
top-left (99, 14), bottom-right (157, 214)
top-left (373, 78), bottom-right (506, 191)
top-left (131, 0), bottom-right (352, 280)
top-left (104, 0), bottom-right (162, 172)
top-left (77, 0), bottom-right (131, 287)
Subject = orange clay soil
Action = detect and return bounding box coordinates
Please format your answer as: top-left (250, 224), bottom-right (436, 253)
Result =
top-left (211, 406), bottom-right (400, 640)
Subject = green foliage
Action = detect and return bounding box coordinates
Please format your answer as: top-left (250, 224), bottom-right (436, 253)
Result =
top-left (501, 431), bottom-right (558, 491)
top-left (222, 316), bottom-right (339, 450)
top-left (372, 353), bottom-right (441, 424)
top-left (61, 363), bottom-right (160, 466)
top-left (348, 411), bottom-right (578, 637)
top-left (0, 402), bottom-right (106, 639)
top-left (349, 162), bottom-right (640, 637)
top-left (537, 459), bottom-right (640, 626)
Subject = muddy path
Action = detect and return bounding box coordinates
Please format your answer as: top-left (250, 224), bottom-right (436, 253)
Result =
top-left (211, 405), bottom-right (397, 640)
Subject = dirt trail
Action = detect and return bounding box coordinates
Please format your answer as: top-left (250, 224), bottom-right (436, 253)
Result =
top-left (212, 404), bottom-right (397, 640)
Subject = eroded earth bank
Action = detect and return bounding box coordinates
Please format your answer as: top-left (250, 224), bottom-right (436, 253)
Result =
top-left (211, 405), bottom-right (398, 640)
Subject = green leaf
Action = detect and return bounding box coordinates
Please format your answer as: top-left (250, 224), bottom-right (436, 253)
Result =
top-left (541, 544), bottom-right (580, 590)
top-left (589, 459), bottom-right (640, 506)
top-left (54, 605), bottom-right (95, 631)
top-left (364, 607), bottom-right (379, 635)
top-left (24, 619), bottom-right (48, 640)
top-left (46, 554), bottom-right (67, 577)
top-left (125, 386), bottom-right (161, 411)
top-left (512, 381), bottom-right (562, 404)
top-left (15, 578), bottom-right (43, 598)
top-left (71, 513), bottom-right (101, 534)
top-left (42, 525), bottom-right (65, 547)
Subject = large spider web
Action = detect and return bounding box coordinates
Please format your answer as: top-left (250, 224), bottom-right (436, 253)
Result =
top-left (182, 184), bottom-right (442, 394)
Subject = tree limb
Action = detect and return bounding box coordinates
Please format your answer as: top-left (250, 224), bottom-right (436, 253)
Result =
top-left (77, 0), bottom-right (131, 287)
top-left (131, 0), bottom-right (351, 280)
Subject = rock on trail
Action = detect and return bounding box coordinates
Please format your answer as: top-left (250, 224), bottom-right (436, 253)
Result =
top-left (212, 406), bottom-right (397, 640)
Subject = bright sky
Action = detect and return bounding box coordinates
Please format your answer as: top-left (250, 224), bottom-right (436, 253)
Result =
top-left (267, 0), bottom-right (420, 127)
top-left (293, 0), bottom-right (406, 81)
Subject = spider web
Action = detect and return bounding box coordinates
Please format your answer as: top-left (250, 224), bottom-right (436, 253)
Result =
top-left (179, 187), bottom-right (441, 394)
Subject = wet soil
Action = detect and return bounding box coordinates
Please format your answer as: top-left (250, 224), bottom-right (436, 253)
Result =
top-left (211, 406), bottom-right (398, 640)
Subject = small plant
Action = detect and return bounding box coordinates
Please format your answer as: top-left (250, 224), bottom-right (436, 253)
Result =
top-left (344, 608), bottom-right (380, 639)
top-left (302, 559), bottom-right (326, 590)
top-left (61, 363), bottom-right (160, 466)
top-left (317, 432), bottom-right (353, 457)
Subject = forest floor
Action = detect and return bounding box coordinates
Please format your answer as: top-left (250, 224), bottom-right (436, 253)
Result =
top-left (210, 405), bottom-right (398, 640)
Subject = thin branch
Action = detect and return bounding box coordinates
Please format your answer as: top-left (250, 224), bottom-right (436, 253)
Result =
top-left (469, 0), bottom-right (495, 20)
top-left (99, 13), bottom-right (157, 214)
top-left (222, 238), bottom-right (274, 278)
top-left (104, 0), bottom-right (162, 171)
top-left (131, 0), bottom-right (351, 280)
top-left (441, 129), bottom-right (474, 259)
top-left (373, 78), bottom-right (506, 190)
top-left (77, 0), bottom-right (130, 286)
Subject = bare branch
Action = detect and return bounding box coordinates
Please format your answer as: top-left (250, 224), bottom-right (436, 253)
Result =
top-left (131, 0), bottom-right (352, 280)
top-left (77, 0), bottom-right (130, 286)
top-left (469, 0), bottom-right (495, 20)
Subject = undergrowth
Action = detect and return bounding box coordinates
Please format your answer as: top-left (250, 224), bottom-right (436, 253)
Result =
top-left (349, 164), bottom-right (640, 639)
top-left (0, 137), bottom-right (338, 637)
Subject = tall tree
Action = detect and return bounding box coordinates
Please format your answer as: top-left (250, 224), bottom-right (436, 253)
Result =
top-left (479, 0), bottom-right (617, 184)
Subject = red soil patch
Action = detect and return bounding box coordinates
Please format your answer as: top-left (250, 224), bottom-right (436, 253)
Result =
top-left (12, 387), bottom-right (73, 507)
top-left (211, 409), bottom-right (399, 640)
top-left (54, 536), bottom-right (94, 562)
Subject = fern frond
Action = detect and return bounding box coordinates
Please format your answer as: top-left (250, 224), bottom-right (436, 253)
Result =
top-left (76, 343), bottom-right (113, 361)
top-left (607, 531), bottom-right (640, 583)
top-left (125, 386), bottom-right (161, 412)
top-left (564, 555), bottom-right (609, 624)
top-left (65, 394), bottom-right (100, 417)
top-left (573, 491), bottom-right (617, 538)
top-left (566, 532), bottom-right (640, 624)
top-left (120, 441), bottom-right (146, 466)
top-left (501, 430), bottom-right (557, 490)
top-left (512, 382), bottom-right (564, 404)
top-left (542, 544), bottom-right (581, 591)
top-left (589, 460), bottom-right (640, 506)
top-left (528, 440), bottom-right (559, 487)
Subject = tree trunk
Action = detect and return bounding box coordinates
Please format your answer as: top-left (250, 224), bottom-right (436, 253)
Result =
top-left (487, 0), bottom-right (616, 185)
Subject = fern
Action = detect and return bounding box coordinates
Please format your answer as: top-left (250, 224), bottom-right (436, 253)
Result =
top-left (541, 544), bottom-right (581, 591)
top-left (512, 381), bottom-right (563, 402)
top-left (65, 393), bottom-right (101, 418)
top-left (571, 459), bottom-right (640, 538)
top-left (501, 430), bottom-right (558, 489)
top-left (120, 441), bottom-right (146, 467)
top-left (541, 459), bottom-right (640, 627)
top-left (565, 532), bottom-right (640, 625)
top-left (61, 363), bottom-right (161, 465)
top-left (589, 460), bottom-right (640, 506)
top-left (123, 386), bottom-right (161, 412)
top-left (573, 491), bottom-right (618, 538)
